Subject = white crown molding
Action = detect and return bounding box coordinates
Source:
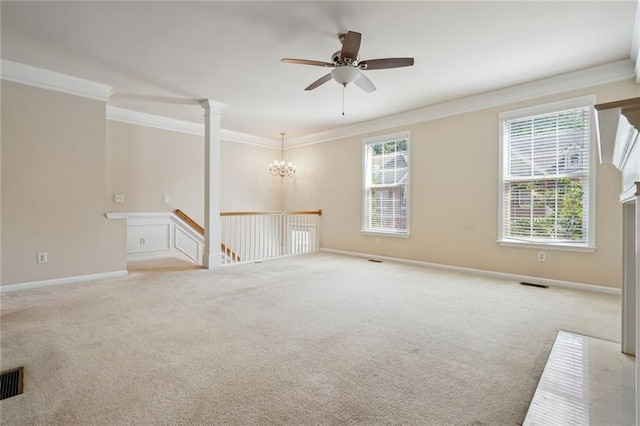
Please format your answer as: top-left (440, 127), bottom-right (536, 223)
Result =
top-left (220, 128), bottom-right (280, 149)
top-left (0, 59), bottom-right (114, 101)
top-left (321, 248), bottom-right (621, 295)
top-left (5, 58), bottom-right (635, 150)
top-left (287, 59), bottom-right (636, 148)
top-left (107, 106), bottom-right (204, 136)
top-left (106, 106), bottom-right (280, 149)
top-left (0, 270), bottom-right (128, 294)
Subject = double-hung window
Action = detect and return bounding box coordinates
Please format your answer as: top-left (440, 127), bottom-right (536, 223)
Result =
top-left (362, 131), bottom-right (410, 236)
top-left (498, 96), bottom-right (595, 250)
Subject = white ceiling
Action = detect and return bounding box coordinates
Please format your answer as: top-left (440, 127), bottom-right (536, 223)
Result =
top-left (1, 1), bottom-right (638, 141)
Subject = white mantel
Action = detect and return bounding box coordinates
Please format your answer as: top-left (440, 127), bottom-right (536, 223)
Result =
top-left (596, 98), bottom-right (640, 197)
top-left (595, 96), bottom-right (639, 424)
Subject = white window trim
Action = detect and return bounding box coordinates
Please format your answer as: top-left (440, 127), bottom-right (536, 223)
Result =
top-left (362, 131), bottom-right (411, 237)
top-left (362, 230), bottom-right (410, 239)
top-left (497, 95), bottom-right (597, 251)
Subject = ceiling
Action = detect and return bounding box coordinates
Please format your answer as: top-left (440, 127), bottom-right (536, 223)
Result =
top-left (1, 1), bottom-right (638, 142)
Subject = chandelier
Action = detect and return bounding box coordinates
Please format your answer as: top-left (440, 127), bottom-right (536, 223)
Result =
top-left (270, 132), bottom-right (296, 177)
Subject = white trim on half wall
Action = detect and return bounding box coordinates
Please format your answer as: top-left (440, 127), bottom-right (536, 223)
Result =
top-left (320, 248), bottom-right (621, 296)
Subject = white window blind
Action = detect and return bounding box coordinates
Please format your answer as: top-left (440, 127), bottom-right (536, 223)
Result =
top-left (363, 133), bottom-right (410, 236)
top-left (500, 101), bottom-right (593, 247)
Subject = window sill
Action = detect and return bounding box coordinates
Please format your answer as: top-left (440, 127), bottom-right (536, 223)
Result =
top-left (498, 240), bottom-right (596, 253)
top-left (362, 230), bottom-right (410, 239)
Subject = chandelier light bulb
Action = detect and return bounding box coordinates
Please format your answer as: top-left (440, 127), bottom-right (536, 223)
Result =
top-left (269, 132), bottom-right (295, 177)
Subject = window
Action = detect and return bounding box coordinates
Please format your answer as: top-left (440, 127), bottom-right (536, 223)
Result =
top-left (362, 132), bottom-right (410, 236)
top-left (498, 96), bottom-right (595, 250)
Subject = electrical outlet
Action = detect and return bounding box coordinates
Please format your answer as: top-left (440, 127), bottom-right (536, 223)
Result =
top-left (37, 252), bottom-right (48, 264)
top-left (537, 251), bottom-right (546, 262)
top-left (375, 237), bottom-right (381, 245)
top-left (114, 194), bottom-right (125, 203)
top-left (163, 195), bottom-right (170, 204)
top-left (139, 237), bottom-right (146, 246)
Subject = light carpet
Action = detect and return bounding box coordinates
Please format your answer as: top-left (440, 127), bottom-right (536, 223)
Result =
top-left (0, 252), bottom-right (620, 425)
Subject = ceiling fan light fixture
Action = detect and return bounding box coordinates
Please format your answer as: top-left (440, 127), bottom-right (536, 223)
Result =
top-left (282, 29), bottom-right (414, 93)
top-left (331, 66), bottom-right (360, 86)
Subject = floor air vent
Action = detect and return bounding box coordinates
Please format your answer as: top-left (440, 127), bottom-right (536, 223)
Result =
top-left (520, 281), bottom-right (549, 289)
top-left (368, 259), bottom-right (383, 263)
top-left (0, 367), bottom-right (24, 400)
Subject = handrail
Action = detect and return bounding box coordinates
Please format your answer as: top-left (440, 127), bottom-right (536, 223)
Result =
top-left (175, 209), bottom-right (204, 236)
top-left (174, 209), bottom-right (240, 263)
top-left (220, 209), bottom-right (322, 217)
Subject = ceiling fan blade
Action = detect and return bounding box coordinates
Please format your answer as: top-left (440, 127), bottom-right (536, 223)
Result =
top-left (354, 72), bottom-right (376, 93)
top-left (358, 58), bottom-right (414, 70)
top-left (305, 73), bottom-right (333, 91)
top-left (281, 58), bottom-right (334, 67)
top-left (340, 31), bottom-right (362, 62)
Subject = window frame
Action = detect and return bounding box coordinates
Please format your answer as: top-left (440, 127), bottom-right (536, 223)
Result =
top-left (362, 131), bottom-right (411, 238)
top-left (497, 96), bottom-right (597, 252)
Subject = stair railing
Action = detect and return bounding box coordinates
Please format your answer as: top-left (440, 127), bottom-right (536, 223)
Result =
top-left (175, 209), bottom-right (321, 265)
top-left (220, 210), bottom-right (322, 264)
top-left (175, 209), bottom-right (241, 264)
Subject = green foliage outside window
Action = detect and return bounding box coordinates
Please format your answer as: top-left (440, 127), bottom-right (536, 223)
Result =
top-left (509, 178), bottom-right (584, 240)
top-left (372, 139), bottom-right (408, 155)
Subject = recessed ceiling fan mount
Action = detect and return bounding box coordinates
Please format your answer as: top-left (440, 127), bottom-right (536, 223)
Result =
top-left (281, 30), bottom-right (414, 93)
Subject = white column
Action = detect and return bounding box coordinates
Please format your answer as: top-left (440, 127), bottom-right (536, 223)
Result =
top-left (634, 189), bottom-right (640, 424)
top-left (200, 99), bottom-right (225, 269)
top-left (623, 200), bottom-right (636, 355)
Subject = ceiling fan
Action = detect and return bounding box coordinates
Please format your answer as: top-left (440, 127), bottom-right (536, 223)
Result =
top-left (281, 31), bottom-right (414, 93)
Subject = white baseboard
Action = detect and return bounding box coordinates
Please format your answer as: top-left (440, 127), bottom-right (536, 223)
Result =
top-left (127, 250), bottom-right (180, 262)
top-left (320, 248), bottom-right (621, 296)
top-left (0, 270), bottom-right (129, 294)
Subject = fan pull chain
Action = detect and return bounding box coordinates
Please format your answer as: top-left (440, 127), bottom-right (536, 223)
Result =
top-left (342, 85), bottom-right (345, 116)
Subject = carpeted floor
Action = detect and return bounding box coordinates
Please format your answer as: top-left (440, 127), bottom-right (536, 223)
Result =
top-left (0, 252), bottom-right (621, 425)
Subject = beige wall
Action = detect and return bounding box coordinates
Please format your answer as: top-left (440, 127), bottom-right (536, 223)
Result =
top-left (220, 141), bottom-right (283, 213)
top-left (106, 120), bottom-right (282, 226)
top-left (3, 76), bottom-right (634, 288)
top-left (1, 81), bottom-right (126, 285)
top-left (106, 121), bottom-right (205, 223)
top-left (283, 79), bottom-right (640, 288)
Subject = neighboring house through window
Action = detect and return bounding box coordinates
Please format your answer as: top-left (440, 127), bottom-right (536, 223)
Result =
top-left (498, 96), bottom-right (595, 250)
top-left (362, 131), bottom-right (410, 236)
